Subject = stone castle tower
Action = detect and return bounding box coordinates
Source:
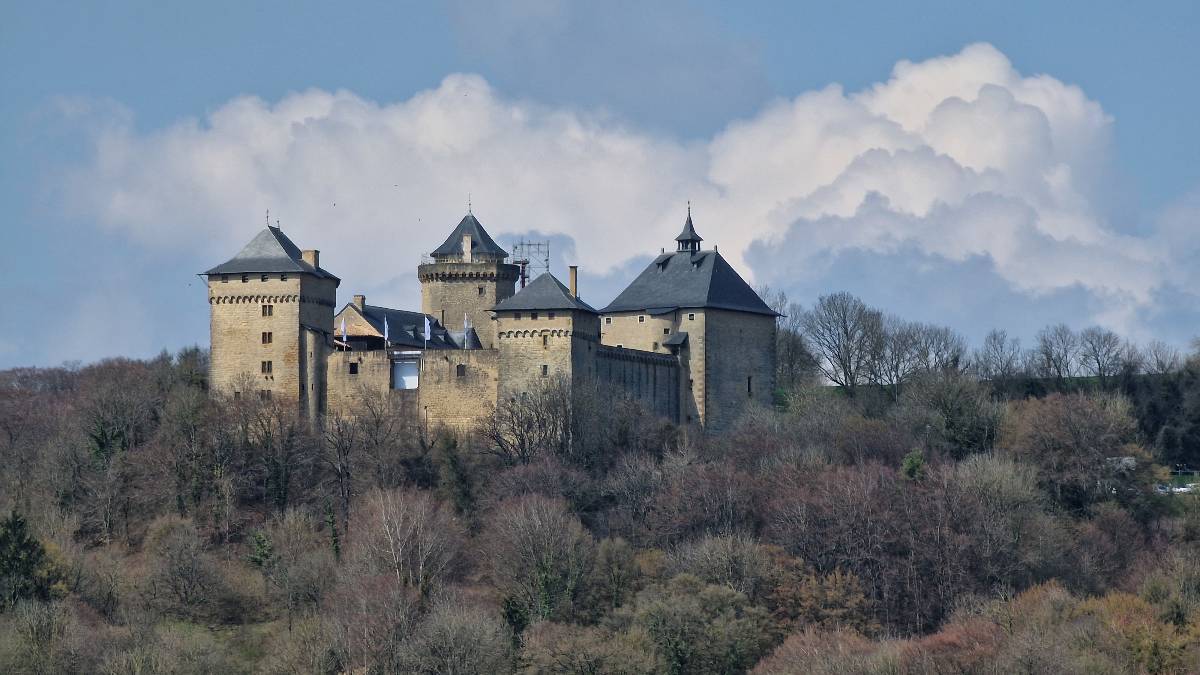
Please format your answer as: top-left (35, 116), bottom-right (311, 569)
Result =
top-left (204, 225), bottom-right (339, 418)
top-left (418, 213), bottom-right (519, 349)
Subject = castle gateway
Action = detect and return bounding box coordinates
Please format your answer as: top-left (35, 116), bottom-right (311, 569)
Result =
top-left (205, 209), bottom-right (778, 431)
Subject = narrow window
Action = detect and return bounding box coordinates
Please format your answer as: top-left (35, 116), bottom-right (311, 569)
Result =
top-left (262, 304), bottom-right (273, 317)
top-left (531, 312), bottom-right (539, 320)
top-left (262, 331), bottom-right (272, 344)
top-left (349, 362), bottom-right (359, 375)
top-left (261, 360), bottom-right (273, 374)
top-left (688, 313), bottom-right (695, 321)
top-left (747, 376), bottom-right (753, 397)
top-left (233, 391), bottom-right (241, 400)
top-left (281, 273), bottom-right (288, 281)
top-left (456, 364), bottom-right (466, 377)
top-left (605, 317), bottom-right (611, 325)
top-left (477, 286), bottom-right (484, 296)
top-left (221, 274), bottom-right (229, 283)
top-left (638, 315), bottom-right (645, 323)
top-left (541, 365), bottom-right (549, 377)
top-left (652, 342), bottom-right (659, 350)
top-left (663, 328), bottom-right (670, 335)
top-left (259, 390), bottom-right (271, 400)
top-left (261, 273), bottom-right (268, 282)
top-left (241, 274), bottom-right (249, 283)
top-left (616, 344), bottom-right (623, 349)
top-left (542, 335), bottom-right (549, 348)
top-left (548, 312), bottom-right (555, 319)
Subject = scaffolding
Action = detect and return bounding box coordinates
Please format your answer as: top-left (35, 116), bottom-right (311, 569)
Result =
top-left (509, 239), bottom-right (550, 288)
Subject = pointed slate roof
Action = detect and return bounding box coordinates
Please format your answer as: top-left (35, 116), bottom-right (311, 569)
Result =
top-left (492, 272), bottom-right (597, 313)
top-left (675, 212), bottom-right (703, 247)
top-left (430, 213), bottom-right (509, 259)
top-left (601, 250), bottom-right (779, 317)
top-left (205, 226), bottom-right (339, 281)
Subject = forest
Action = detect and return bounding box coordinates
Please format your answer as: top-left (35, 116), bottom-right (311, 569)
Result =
top-left (2, 290), bottom-right (1200, 674)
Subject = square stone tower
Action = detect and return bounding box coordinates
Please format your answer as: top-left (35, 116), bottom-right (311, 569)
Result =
top-left (418, 212), bottom-right (519, 349)
top-left (205, 226), bottom-right (339, 418)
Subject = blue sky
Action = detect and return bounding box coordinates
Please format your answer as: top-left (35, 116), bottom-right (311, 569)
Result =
top-left (1, 1), bottom-right (1198, 367)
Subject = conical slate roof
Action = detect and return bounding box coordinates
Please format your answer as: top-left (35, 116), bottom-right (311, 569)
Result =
top-left (492, 272), bottom-right (597, 313)
top-left (675, 212), bottom-right (703, 245)
top-left (430, 213), bottom-right (509, 259)
top-left (205, 226), bottom-right (339, 280)
top-left (601, 249), bottom-right (778, 317)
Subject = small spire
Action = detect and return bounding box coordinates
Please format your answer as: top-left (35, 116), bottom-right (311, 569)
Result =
top-left (675, 202), bottom-right (703, 252)
top-left (687, 200), bottom-right (691, 218)
top-left (468, 193), bottom-right (472, 215)
top-left (266, 208), bottom-right (270, 227)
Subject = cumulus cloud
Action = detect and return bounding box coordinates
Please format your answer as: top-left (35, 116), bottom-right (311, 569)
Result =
top-left (63, 43), bottom-right (1196, 337)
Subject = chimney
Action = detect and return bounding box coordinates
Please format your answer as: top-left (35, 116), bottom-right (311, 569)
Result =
top-left (462, 234), bottom-right (473, 262)
top-left (353, 294), bottom-right (365, 310)
top-left (302, 249), bottom-right (319, 268)
top-left (569, 265), bottom-right (578, 298)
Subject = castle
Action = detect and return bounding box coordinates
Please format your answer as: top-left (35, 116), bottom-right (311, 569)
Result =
top-left (205, 209), bottom-right (778, 432)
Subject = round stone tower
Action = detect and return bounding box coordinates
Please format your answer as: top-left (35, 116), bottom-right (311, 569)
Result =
top-left (418, 212), bottom-right (519, 349)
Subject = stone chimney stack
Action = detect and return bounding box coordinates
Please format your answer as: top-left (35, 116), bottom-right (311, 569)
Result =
top-left (302, 249), bottom-right (320, 269)
top-left (569, 265), bottom-right (578, 298)
top-left (353, 294), bottom-right (365, 310)
top-left (462, 234), bottom-right (473, 262)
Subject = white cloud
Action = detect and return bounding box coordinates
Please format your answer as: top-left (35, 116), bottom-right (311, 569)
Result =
top-left (63, 43), bottom-right (1194, 335)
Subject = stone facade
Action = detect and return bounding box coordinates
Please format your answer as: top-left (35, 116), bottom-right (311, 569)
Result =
top-left (208, 211), bottom-right (776, 434)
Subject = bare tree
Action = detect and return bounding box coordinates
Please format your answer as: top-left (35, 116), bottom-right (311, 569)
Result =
top-left (759, 285), bottom-right (819, 389)
top-left (801, 292), bottom-right (882, 394)
top-left (322, 415), bottom-right (359, 534)
top-left (973, 329), bottom-right (1023, 383)
top-left (352, 488), bottom-right (462, 598)
top-left (1077, 326), bottom-right (1123, 386)
top-left (867, 315), bottom-right (920, 400)
top-left (1145, 340), bottom-right (1182, 375)
top-left (1032, 324), bottom-right (1079, 382)
top-left (911, 323), bottom-right (969, 374)
top-left (479, 377), bottom-right (572, 465)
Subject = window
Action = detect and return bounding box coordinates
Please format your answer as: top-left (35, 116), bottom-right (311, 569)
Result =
top-left (241, 274), bottom-right (249, 283)
top-left (542, 335), bottom-right (549, 348)
top-left (513, 313), bottom-right (521, 320)
top-left (221, 274), bottom-right (229, 283)
top-left (456, 364), bottom-right (466, 377)
top-left (261, 360), bottom-right (273, 374)
top-left (349, 363), bottom-right (359, 375)
top-left (477, 286), bottom-right (484, 296)
top-left (638, 315), bottom-right (645, 323)
top-left (604, 317), bottom-right (611, 325)
top-left (548, 312), bottom-right (555, 319)
top-left (262, 304), bottom-right (273, 317)
top-left (747, 376), bottom-right (753, 397)
top-left (233, 391), bottom-right (241, 400)
top-left (652, 342), bottom-right (659, 350)
top-left (688, 313), bottom-right (695, 321)
top-left (262, 331), bottom-right (273, 344)
top-left (261, 274), bottom-right (268, 282)
top-left (281, 273), bottom-right (288, 281)
top-left (531, 312), bottom-right (539, 320)
top-left (663, 328), bottom-right (670, 335)
top-left (259, 390), bottom-right (271, 400)
top-left (616, 344), bottom-right (623, 348)
top-left (541, 365), bottom-right (549, 377)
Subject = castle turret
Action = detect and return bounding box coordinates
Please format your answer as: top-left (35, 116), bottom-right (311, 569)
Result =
top-left (204, 225), bottom-right (339, 418)
top-left (418, 212), bottom-right (519, 349)
top-left (492, 272), bottom-right (600, 398)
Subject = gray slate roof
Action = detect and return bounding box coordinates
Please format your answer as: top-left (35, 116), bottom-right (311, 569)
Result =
top-left (675, 213), bottom-right (703, 245)
top-left (601, 250), bottom-right (779, 317)
top-left (430, 213), bottom-right (509, 259)
top-left (492, 272), bottom-right (597, 313)
top-left (205, 226), bottom-right (339, 281)
top-left (356, 304), bottom-right (461, 349)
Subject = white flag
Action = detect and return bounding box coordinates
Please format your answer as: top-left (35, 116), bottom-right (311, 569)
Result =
top-left (340, 317), bottom-right (347, 340)
top-left (464, 313), bottom-right (471, 331)
top-left (423, 316), bottom-right (431, 343)
top-left (383, 316), bottom-right (389, 343)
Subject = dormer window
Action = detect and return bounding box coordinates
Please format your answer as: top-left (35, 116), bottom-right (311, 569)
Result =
top-left (241, 274), bottom-right (249, 283)
top-left (638, 315), bottom-right (645, 323)
top-left (531, 312), bottom-right (539, 320)
top-left (261, 274), bottom-right (268, 282)
top-left (221, 274), bottom-right (229, 283)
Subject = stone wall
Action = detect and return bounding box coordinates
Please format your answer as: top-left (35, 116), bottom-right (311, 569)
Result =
top-left (701, 309), bottom-right (776, 431)
top-left (418, 261), bottom-right (518, 348)
top-left (326, 349), bottom-right (393, 417)
top-left (601, 308), bottom-right (706, 425)
top-left (419, 348), bottom-right (500, 433)
top-left (592, 345), bottom-right (680, 422)
top-left (495, 310), bottom-right (586, 399)
top-left (208, 273), bottom-right (335, 413)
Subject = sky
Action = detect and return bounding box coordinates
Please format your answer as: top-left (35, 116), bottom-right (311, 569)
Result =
top-left (1, 0), bottom-right (1198, 368)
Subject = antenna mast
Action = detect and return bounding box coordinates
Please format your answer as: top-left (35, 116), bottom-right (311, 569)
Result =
top-left (509, 239), bottom-right (550, 288)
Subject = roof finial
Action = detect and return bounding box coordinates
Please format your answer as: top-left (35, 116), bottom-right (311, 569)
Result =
top-left (266, 208), bottom-right (270, 227)
top-left (468, 193), bottom-right (472, 215)
top-left (276, 219), bottom-right (281, 230)
top-left (687, 200), bottom-right (691, 218)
